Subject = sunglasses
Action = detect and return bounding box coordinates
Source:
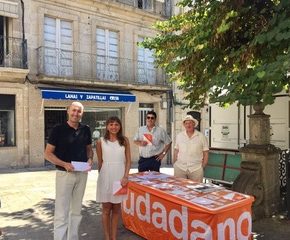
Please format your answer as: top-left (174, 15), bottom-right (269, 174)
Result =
top-left (146, 116), bottom-right (155, 120)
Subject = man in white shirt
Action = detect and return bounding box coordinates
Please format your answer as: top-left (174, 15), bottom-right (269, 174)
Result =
top-left (173, 115), bottom-right (209, 182)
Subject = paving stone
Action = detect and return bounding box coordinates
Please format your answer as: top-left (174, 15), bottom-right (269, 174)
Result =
top-left (0, 167), bottom-right (289, 240)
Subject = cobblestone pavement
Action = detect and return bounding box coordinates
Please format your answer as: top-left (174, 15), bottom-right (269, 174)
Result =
top-left (0, 167), bottom-right (290, 240)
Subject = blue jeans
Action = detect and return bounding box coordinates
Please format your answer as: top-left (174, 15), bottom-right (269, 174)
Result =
top-left (138, 155), bottom-right (161, 172)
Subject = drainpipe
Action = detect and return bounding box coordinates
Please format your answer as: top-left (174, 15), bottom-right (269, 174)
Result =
top-left (20, 0), bottom-right (30, 167)
top-left (166, 89), bottom-right (173, 165)
top-left (20, 0), bottom-right (27, 69)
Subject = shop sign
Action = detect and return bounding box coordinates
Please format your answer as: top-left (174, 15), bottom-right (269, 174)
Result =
top-left (40, 88), bottom-right (136, 102)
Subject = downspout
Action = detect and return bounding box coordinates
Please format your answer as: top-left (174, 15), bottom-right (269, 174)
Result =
top-left (20, 0), bottom-right (30, 167)
top-left (20, 0), bottom-right (27, 69)
top-left (238, 104), bottom-right (240, 148)
top-left (167, 89), bottom-right (173, 165)
top-left (244, 105), bottom-right (247, 147)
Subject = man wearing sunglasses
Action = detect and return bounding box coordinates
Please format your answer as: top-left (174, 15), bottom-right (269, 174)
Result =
top-left (134, 110), bottom-right (171, 172)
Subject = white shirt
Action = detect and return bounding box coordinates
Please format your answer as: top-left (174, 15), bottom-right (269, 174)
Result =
top-left (174, 130), bottom-right (209, 172)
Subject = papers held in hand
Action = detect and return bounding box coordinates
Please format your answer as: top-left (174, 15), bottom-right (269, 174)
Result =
top-left (71, 161), bottom-right (91, 172)
top-left (113, 181), bottom-right (128, 196)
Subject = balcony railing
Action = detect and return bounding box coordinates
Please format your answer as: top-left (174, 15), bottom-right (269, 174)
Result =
top-left (116, 0), bottom-right (171, 17)
top-left (37, 46), bottom-right (168, 86)
top-left (0, 35), bottom-right (28, 69)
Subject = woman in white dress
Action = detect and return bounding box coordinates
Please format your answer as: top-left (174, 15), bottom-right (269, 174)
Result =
top-left (96, 116), bottom-right (131, 240)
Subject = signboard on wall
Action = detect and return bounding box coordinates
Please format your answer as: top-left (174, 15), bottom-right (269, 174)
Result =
top-left (40, 88), bottom-right (136, 102)
top-left (209, 104), bottom-right (249, 150)
top-left (209, 95), bottom-right (289, 150)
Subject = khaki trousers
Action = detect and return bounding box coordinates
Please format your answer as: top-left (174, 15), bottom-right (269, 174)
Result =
top-left (54, 170), bottom-right (88, 240)
top-left (174, 164), bottom-right (203, 182)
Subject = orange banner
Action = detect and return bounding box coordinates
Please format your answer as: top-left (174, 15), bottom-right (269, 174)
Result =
top-left (122, 172), bottom-right (254, 240)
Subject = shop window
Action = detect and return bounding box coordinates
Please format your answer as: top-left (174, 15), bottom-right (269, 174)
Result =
top-left (83, 108), bottom-right (122, 146)
top-left (44, 107), bottom-right (122, 148)
top-left (0, 94), bottom-right (15, 147)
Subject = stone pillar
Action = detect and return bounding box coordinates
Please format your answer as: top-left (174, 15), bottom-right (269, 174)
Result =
top-left (248, 102), bottom-right (270, 145)
top-left (233, 103), bottom-right (281, 219)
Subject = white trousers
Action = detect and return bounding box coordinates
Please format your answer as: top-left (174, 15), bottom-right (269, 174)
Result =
top-left (54, 170), bottom-right (88, 240)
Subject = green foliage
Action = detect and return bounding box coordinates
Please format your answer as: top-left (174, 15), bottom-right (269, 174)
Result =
top-left (142, 0), bottom-right (290, 109)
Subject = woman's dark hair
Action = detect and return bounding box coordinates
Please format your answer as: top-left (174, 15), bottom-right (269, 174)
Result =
top-left (104, 116), bottom-right (126, 146)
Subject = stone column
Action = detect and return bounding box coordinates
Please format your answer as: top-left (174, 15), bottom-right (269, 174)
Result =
top-left (233, 103), bottom-right (281, 219)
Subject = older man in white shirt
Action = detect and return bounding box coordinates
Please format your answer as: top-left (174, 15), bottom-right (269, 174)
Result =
top-left (173, 115), bottom-right (209, 182)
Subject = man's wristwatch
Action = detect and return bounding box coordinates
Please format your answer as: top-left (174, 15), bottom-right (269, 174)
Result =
top-left (162, 151), bottom-right (166, 155)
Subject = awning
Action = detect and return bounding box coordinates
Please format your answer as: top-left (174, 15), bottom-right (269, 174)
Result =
top-left (40, 88), bottom-right (136, 102)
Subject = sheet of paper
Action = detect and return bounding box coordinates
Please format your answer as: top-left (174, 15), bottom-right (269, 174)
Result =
top-left (169, 189), bottom-right (188, 196)
top-left (71, 161), bottom-right (91, 172)
top-left (187, 184), bottom-right (223, 193)
top-left (190, 197), bottom-right (215, 205)
top-left (113, 181), bottom-right (128, 196)
top-left (137, 172), bottom-right (169, 180)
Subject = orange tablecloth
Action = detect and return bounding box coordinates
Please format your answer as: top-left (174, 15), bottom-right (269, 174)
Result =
top-left (122, 171), bottom-right (254, 240)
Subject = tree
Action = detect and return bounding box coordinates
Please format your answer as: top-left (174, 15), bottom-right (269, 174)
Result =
top-left (143, 0), bottom-right (290, 109)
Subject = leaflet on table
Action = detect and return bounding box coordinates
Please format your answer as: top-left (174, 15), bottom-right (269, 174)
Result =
top-left (190, 197), bottom-right (216, 205)
top-left (215, 190), bottom-right (247, 201)
top-left (136, 172), bottom-right (169, 180)
top-left (186, 183), bottom-right (224, 193)
top-left (168, 189), bottom-right (189, 196)
top-left (71, 161), bottom-right (91, 172)
top-left (129, 172), bottom-right (250, 211)
top-left (151, 183), bottom-right (175, 190)
top-left (113, 181), bottom-right (128, 196)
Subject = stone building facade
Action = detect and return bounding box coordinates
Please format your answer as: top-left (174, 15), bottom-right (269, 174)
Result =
top-left (0, 0), bottom-right (173, 168)
top-left (0, 0), bottom-right (29, 168)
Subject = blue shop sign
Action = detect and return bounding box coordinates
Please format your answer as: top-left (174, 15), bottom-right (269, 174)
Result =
top-left (40, 88), bottom-right (136, 102)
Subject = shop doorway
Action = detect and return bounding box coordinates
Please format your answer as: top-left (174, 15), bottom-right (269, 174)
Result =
top-left (44, 107), bottom-right (121, 165)
top-left (83, 107), bottom-right (121, 146)
top-left (44, 108), bottom-right (67, 166)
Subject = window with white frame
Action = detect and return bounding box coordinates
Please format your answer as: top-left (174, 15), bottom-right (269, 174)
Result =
top-left (43, 16), bottom-right (73, 77)
top-left (139, 103), bottom-right (154, 126)
top-left (137, 36), bottom-right (156, 84)
top-left (96, 28), bottom-right (119, 81)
